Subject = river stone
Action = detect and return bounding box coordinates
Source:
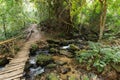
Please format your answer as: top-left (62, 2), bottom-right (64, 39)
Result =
top-left (59, 50), bottom-right (73, 58)
top-left (54, 60), bottom-right (67, 66)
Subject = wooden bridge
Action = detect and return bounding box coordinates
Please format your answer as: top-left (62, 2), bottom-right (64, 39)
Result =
top-left (0, 24), bottom-right (41, 80)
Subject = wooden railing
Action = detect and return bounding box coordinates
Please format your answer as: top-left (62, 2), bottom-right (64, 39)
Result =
top-left (0, 36), bottom-right (21, 55)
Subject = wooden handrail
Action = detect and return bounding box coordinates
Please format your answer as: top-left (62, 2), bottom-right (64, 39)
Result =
top-left (0, 38), bottom-right (16, 45)
top-left (0, 35), bottom-right (22, 45)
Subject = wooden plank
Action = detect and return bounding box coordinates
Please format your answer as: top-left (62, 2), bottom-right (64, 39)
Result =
top-left (5, 63), bottom-right (25, 70)
top-left (0, 69), bottom-right (23, 79)
top-left (4, 73), bottom-right (23, 80)
top-left (0, 67), bottom-right (23, 75)
top-left (6, 62), bottom-right (25, 67)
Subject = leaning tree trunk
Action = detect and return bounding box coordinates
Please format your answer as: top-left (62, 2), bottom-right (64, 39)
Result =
top-left (99, 0), bottom-right (107, 40)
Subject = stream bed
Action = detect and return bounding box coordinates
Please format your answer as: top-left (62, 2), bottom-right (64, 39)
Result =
top-left (23, 39), bottom-right (119, 80)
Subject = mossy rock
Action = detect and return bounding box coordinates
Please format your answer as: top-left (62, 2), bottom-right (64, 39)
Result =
top-left (49, 44), bottom-right (59, 48)
top-left (47, 39), bottom-right (60, 44)
top-left (70, 44), bottom-right (79, 51)
top-left (30, 44), bottom-right (39, 56)
top-left (49, 48), bottom-right (59, 53)
top-left (60, 50), bottom-right (73, 58)
top-left (47, 73), bottom-right (59, 80)
top-left (46, 63), bottom-right (57, 68)
top-left (0, 57), bottom-right (9, 67)
top-left (54, 60), bottom-right (67, 66)
top-left (36, 54), bottom-right (53, 66)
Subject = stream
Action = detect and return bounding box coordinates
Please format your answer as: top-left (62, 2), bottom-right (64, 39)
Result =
top-left (23, 39), bottom-right (119, 80)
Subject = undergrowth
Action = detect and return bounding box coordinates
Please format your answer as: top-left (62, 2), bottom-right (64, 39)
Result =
top-left (76, 41), bottom-right (120, 72)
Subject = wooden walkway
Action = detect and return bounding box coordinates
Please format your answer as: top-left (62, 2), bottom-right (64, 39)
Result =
top-left (0, 24), bottom-right (41, 80)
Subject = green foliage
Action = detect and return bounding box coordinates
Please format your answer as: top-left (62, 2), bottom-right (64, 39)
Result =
top-left (76, 41), bottom-right (120, 72)
top-left (0, 0), bottom-right (36, 41)
top-left (31, 44), bottom-right (39, 51)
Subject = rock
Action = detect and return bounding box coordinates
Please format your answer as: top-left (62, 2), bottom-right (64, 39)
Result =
top-left (46, 63), bottom-right (57, 68)
top-left (0, 57), bottom-right (9, 67)
top-left (47, 39), bottom-right (60, 44)
top-left (60, 50), bottom-right (73, 58)
top-left (36, 40), bottom-right (48, 49)
top-left (47, 73), bottom-right (59, 80)
top-left (55, 60), bottom-right (67, 66)
top-left (49, 48), bottom-right (59, 53)
top-left (112, 63), bottom-right (120, 72)
top-left (36, 54), bottom-right (53, 66)
top-left (59, 40), bottom-right (75, 46)
top-left (61, 67), bottom-right (71, 74)
top-left (49, 44), bottom-right (59, 48)
top-left (69, 44), bottom-right (79, 51)
top-left (30, 67), bottom-right (44, 76)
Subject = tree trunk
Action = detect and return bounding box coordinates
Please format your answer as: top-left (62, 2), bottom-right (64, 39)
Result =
top-left (3, 16), bottom-right (7, 38)
top-left (99, 0), bottom-right (107, 40)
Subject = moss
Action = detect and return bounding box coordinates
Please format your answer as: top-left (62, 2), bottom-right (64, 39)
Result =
top-left (36, 54), bottom-right (53, 66)
top-left (46, 63), bottom-right (57, 68)
top-left (69, 76), bottom-right (77, 80)
top-left (47, 73), bottom-right (59, 80)
top-left (70, 44), bottom-right (79, 51)
top-left (49, 48), bottom-right (59, 53)
top-left (30, 44), bottom-right (39, 55)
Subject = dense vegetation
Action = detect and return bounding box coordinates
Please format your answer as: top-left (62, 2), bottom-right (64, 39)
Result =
top-left (0, 0), bottom-right (120, 79)
top-left (0, 0), bottom-right (120, 41)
